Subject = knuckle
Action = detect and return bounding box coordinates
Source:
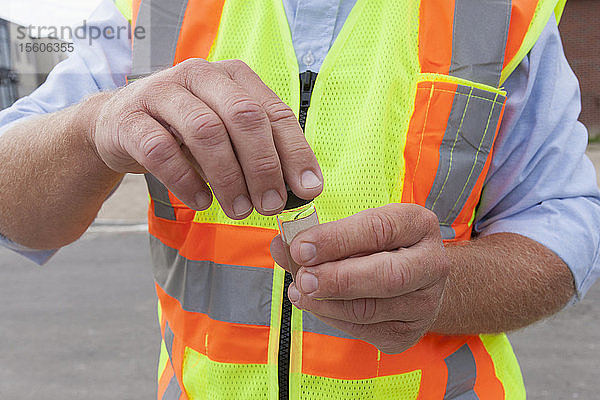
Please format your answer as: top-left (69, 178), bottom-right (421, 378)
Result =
top-left (365, 211), bottom-right (396, 249)
top-left (329, 225), bottom-right (350, 257)
top-left (115, 109), bottom-right (144, 135)
top-left (346, 298), bottom-right (377, 323)
top-left (379, 253), bottom-right (409, 296)
top-left (226, 59), bottom-right (250, 73)
top-left (333, 263), bottom-right (351, 296)
top-left (184, 111), bottom-right (226, 145)
top-left (214, 166), bottom-right (245, 189)
top-left (275, 134), bottom-right (314, 169)
top-left (228, 98), bottom-right (269, 128)
top-left (142, 79), bottom-right (171, 98)
top-left (179, 57), bottom-right (208, 70)
top-left (178, 58), bottom-right (213, 86)
top-left (166, 166), bottom-right (196, 188)
top-left (177, 57), bottom-right (209, 72)
top-left (247, 153), bottom-right (281, 176)
top-left (263, 100), bottom-right (297, 124)
top-left (137, 81), bottom-right (174, 112)
top-left (139, 133), bottom-right (176, 166)
top-left (283, 138), bottom-right (312, 159)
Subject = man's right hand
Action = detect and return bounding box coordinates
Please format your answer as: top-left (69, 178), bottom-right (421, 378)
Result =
top-left (91, 58), bottom-right (323, 219)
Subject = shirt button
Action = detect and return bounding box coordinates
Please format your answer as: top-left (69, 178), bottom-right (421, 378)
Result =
top-left (302, 51), bottom-right (315, 67)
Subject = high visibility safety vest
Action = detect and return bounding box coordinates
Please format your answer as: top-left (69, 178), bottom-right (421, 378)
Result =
top-left (116, 0), bottom-right (566, 398)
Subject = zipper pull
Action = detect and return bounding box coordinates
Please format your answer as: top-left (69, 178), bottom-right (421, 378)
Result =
top-left (298, 70), bottom-right (318, 131)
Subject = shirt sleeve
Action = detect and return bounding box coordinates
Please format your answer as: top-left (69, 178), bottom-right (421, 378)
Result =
top-left (474, 16), bottom-right (600, 302)
top-left (0, 0), bottom-right (132, 264)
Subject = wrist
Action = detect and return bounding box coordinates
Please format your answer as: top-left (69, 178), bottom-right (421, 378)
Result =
top-left (74, 91), bottom-right (120, 177)
top-left (428, 241), bottom-right (468, 334)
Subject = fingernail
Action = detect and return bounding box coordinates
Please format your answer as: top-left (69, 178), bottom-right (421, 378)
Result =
top-left (299, 271), bottom-right (318, 294)
top-left (299, 242), bottom-right (316, 263)
top-left (233, 195), bottom-right (252, 217)
top-left (288, 284), bottom-right (300, 303)
top-left (301, 170), bottom-right (322, 190)
top-left (195, 192), bottom-right (212, 209)
top-left (261, 189), bottom-right (284, 212)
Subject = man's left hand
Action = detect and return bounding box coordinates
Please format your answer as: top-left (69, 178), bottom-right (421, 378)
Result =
top-left (270, 203), bottom-right (449, 354)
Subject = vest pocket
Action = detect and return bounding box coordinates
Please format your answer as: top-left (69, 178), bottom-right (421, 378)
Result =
top-left (403, 74), bottom-right (507, 241)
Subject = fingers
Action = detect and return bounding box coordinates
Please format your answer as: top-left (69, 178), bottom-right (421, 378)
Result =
top-left (120, 112), bottom-right (212, 210)
top-left (289, 203), bottom-right (442, 266)
top-left (288, 282), bottom-right (442, 324)
top-left (178, 59), bottom-right (286, 215)
top-left (287, 279), bottom-right (437, 354)
top-left (143, 85), bottom-right (253, 219)
top-left (98, 58), bottom-right (323, 218)
top-left (270, 203), bottom-right (447, 356)
top-left (304, 313), bottom-right (426, 355)
top-left (294, 248), bottom-right (446, 300)
top-left (301, 312), bottom-right (431, 354)
top-left (217, 60), bottom-right (324, 201)
top-left (270, 235), bottom-right (291, 271)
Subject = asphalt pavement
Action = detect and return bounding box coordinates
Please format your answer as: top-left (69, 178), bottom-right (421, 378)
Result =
top-left (1, 146), bottom-right (600, 399)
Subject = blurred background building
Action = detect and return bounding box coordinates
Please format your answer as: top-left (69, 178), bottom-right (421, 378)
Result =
top-left (559, 0), bottom-right (600, 139)
top-left (0, 17), bottom-right (67, 110)
top-left (0, 19), bottom-right (18, 109)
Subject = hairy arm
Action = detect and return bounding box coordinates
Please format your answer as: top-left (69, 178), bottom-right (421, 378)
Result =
top-left (433, 232), bottom-right (575, 334)
top-left (0, 93), bottom-right (122, 250)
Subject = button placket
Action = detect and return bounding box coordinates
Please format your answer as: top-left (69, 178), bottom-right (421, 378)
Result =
top-left (290, 0), bottom-right (342, 72)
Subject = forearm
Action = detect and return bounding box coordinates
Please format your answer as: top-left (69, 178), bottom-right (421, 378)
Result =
top-left (0, 92), bottom-right (123, 250)
top-left (431, 232), bottom-right (575, 335)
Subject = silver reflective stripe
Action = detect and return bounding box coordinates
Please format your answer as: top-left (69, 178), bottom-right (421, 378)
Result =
top-left (164, 321), bottom-right (175, 357)
top-left (443, 344), bottom-right (479, 400)
top-left (131, 0), bottom-right (189, 76)
top-left (162, 374), bottom-right (182, 400)
top-left (302, 311), bottom-right (355, 340)
top-left (440, 225), bottom-right (456, 241)
top-left (145, 174), bottom-right (177, 220)
top-left (450, 0), bottom-right (512, 87)
top-left (150, 235), bottom-right (273, 326)
top-left (161, 323), bottom-right (183, 400)
top-left (424, 85), bottom-right (505, 240)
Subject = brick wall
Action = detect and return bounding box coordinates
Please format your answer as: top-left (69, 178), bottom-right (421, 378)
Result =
top-left (559, 0), bottom-right (600, 137)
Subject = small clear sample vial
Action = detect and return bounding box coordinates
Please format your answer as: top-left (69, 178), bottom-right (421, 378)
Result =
top-left (276, 189), bottom-right (319, 279)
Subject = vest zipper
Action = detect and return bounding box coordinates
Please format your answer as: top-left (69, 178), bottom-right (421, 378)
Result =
top-left (298, 71), bottom-right (318, 132)
top-left (278, 70), bottom-right (318, 400)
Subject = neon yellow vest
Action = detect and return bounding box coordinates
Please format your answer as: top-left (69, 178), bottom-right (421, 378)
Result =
top-left (121, 0), bottom-right (565, 398)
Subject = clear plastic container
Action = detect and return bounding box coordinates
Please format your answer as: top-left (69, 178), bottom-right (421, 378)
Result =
top-left (276, 202), bottom-right (319, 279)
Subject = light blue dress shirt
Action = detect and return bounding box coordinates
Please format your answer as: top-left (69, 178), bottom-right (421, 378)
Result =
top-left (1, 0), bottom-right (599, 301)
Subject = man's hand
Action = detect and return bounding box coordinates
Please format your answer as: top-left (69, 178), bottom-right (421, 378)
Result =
top-left (92, 58), bottom-right (323, 218)
top-left (270, 203), bottom-right (449, 354)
